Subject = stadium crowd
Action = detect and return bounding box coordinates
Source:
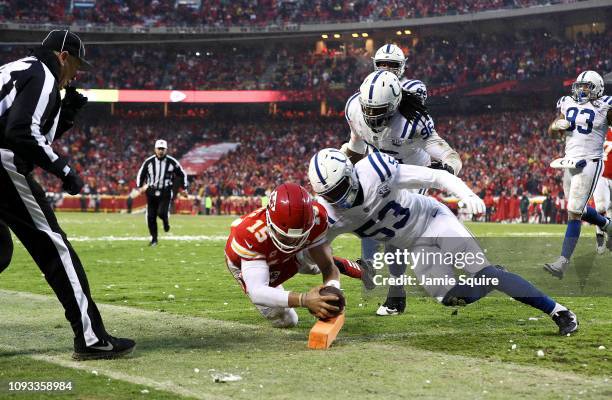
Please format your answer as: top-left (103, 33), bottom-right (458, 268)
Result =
top-left (1, 29), bottom-right (607, 91)
top-left (37, 109), bottom-right (571, 222)
top-left (1, 0), bottom-right (583, 27)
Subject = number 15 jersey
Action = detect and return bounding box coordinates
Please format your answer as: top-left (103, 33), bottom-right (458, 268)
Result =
top-left (557, 95), bottom-right (612, 159)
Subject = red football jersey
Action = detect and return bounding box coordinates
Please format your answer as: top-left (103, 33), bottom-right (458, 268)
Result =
top-left (224, 203), bottom-right (328, 288)
top-left (603, 129), bottom-right (612, 180)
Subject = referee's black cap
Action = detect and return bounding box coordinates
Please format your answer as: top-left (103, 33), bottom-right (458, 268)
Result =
top-left (41, 30), bottom-right (92, 71)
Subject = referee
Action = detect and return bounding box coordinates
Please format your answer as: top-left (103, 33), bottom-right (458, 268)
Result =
top-left (136, 140), bottom-right (188, 246)
top-left (0, 30), bottom-right (135, 359)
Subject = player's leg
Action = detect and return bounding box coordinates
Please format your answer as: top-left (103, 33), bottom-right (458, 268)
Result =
top-left (608, 180), bottom-right (612, 251)
top-left (361, 237), bottom-right (379, 262)
top-left (146, 194), bottom-right (159, 245)
top-left (376, 243), bottom-right (407, 316)
top-left (593, 177), bottom-right (610, 254)
top-left (545, 160), bottom-right (610, 278)
top-left (414, 206), bottom-right (577, 335)
top-left (0, 220), bottom-right (13, 273)
top-left (159, 191), bottom-right (171, 233)
top-left (0, 151), bottom-right (135, 357)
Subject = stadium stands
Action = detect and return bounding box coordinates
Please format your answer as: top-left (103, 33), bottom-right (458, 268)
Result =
top-left (0, 0), bottom-right (584, 27)
top-left (2, 30), bottom-right (608, 91)
top-left (38, 110), bottom-right (564, 205)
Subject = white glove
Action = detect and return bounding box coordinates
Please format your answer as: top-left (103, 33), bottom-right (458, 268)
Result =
top-left (551, 119), bottom-right (570, 131)
top-left (339, 142), bottom-right (351, 155)
top-left (458, 194), bottom-right (486, 215)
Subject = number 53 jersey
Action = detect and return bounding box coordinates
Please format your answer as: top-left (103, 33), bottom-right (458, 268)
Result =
top-left (318, 152), bottom-right (444, 250)
top-left (557, 95), bottom-right (612, 160)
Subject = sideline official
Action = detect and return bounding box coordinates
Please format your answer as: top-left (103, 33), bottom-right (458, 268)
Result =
top-left (136, 140), bottom-right (188, 246)
top-left (0, 30), bottom-right (135, 359)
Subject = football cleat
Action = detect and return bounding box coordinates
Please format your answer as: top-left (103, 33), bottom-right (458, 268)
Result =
top-left (163, 222), bottom-right (170, 232)
top-left (73, 336), bottom-right (136, 361)
top-left (356, 258), bottom-right (376, 290)
top-left (596, 233), bottom-right (606, 255)
top-left (543, 256), bottom-right (569, 279)
top-left (149, 239), bottom-right (158, 247)
top-left (376, 296), bottom-right (406, 316)
top-left (552, 309), bottom-right (579, 336)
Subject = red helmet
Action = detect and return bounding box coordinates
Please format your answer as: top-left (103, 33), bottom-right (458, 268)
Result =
top-left (266, 183), bottom-right (315, 253)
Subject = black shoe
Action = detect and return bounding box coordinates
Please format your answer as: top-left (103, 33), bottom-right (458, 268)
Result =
top-left (73, 336), bottom-right (136, 360)
top-left (149, 239), bottom-right (158, 247)
top-left (356, 258), bottom-right (376, 290)
top-left (376, 296), bottom-right (406, 316)
top-left (552, 309), bottom-right (579, 336)
top-left (163, 222), bottom-right (170, 232)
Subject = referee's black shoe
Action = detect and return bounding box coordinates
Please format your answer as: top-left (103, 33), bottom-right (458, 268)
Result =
top-left (73, 336), bottom-right (136, 360)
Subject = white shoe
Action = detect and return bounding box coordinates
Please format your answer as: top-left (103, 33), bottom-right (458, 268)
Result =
top-left (543, 256), bottom-right (569, 279)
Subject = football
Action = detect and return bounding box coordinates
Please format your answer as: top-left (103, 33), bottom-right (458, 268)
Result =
top-left (319, 286), bottom-right (346, 317)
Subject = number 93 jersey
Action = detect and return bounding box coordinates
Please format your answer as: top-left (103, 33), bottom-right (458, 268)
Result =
top-left (557, 95), bottom-right (612, 159)
top-left (319, 152), bottom-right (442, 250)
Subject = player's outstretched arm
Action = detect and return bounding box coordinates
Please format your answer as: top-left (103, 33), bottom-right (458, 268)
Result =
top-left (242, 259), bottom-right (339, 319)
top-left (395, 164), bottom-right (486, 214)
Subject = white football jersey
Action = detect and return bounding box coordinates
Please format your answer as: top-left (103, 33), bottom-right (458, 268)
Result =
top-left (345, 91), bottom-right (432, 166)
top-left (318, 152), bottom-right (443, 249)
top-left (557, 95), bottom-right (612, 159)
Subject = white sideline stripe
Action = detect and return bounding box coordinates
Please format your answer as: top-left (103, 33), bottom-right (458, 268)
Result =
top-left (66, 235), bottom-right (229, 242)
top-left (62, 232), bottom-right (591, 242)
top-left (0, 150), bottom-right (98, 346)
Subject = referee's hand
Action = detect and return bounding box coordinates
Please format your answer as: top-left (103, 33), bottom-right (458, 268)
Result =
top-left (62, 169), bottom-right (84, 195)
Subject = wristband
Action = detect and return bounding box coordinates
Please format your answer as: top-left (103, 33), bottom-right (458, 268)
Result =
top-left (325, 280), bottom-right (341, 289)
top-left (298, 293), bottom-right (304, 307)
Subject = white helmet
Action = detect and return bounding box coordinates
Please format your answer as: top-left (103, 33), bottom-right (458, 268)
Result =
top-left (373, 44), bottom-right (405, 77)
top-left (403, 79), bottom-right (427, 105)
top-left (308, 149), bottom-right (359, 209)
top-left (358, 70), bottom-right (402, 134)
top-left (572, 70), bottom-right (604, 104)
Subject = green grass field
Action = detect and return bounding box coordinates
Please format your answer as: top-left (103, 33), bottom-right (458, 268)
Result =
top-left (0, 213), bottom-right (610, 399)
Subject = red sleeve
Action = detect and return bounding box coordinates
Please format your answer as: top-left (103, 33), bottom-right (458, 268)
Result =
top-left (227, 215), bottom-right (268, 262)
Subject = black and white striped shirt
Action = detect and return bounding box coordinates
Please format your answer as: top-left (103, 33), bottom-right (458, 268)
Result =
top-left (136, 155), bottom-right (188, 191)
top-left (0, 49), bottom-right (73, 177)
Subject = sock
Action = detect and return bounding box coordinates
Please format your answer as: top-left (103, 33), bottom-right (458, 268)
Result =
top-left (582, 206), bottom-right (609, 228)
top-left (549, 302), bottom-right (568, 316)
top-left (561, 220), bottom-right (581, 259)
top-left (333, 256), bottom-right (362, 280)
top-left (361, 238), bottom-right (379, 262)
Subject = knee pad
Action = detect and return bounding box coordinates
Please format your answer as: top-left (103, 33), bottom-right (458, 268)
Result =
top-left (259, 307), bottom-right (298, 328)
top-left (267, 308), bottom-right (298, 329)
